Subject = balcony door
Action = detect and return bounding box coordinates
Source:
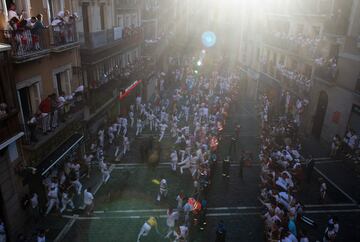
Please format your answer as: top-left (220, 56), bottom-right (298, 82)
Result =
top-left (82, 3), bottom-right (90, 34)
top-left (17, 81), bottom-right (41, 124)
top-left (54, 68), bottom-right (72, 96)
top-left (312, 91), bottom-right (328, 139)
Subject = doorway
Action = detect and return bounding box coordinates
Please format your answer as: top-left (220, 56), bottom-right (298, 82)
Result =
top-left (312, 91), bottom-right (328, 138)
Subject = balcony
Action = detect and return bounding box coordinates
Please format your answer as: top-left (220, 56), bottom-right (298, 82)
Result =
top-left (0, 28), bottom-right (50, 63)
top-left (323, 18), bottom-right (349, 36)
top-left (0, 23), bottom-right (79, 63)
top-left (314, 65), bottom-right (338, 84)
top-left (81, 27), bottom-right (143, 50)
top-left (88, 63), bottom-right (146, 113)
top-left (0, 110), bottom-right (20, 144)
top-left (21, 98), bottom-right (84, 164)
top-left (263, 33), bottom-right (319, 60)
top-left (49, 22), bottom-right (80, 52)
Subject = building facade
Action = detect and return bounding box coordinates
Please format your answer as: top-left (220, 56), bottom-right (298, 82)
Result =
top-left (238, 0), bottom-right (360, 142)
top-left (0, 43), bottom-right (27, 241)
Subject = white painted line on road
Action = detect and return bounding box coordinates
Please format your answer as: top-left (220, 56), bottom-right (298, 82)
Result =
top-left (207, 206), bottom-right (260, 211)
top-left (315, 159), bottom-right (343, 164)
top-left (313, 157), bottom-right (331, 161)
top-left (56, 165), bottom-right (116, 241)
top-left (93, 206), bottom-right (261, 214)
top-left (314, 167), bottom-right (358, 204)
top-left (62, 207), bottom-right (360, 221)
top-left (304, 209), bottom-right (360, 214)
top-left (305, 203), bottom-right (355, 208)
top-left (94, 208), bottom-right (167, 214)
top-left (92, 204), bottom-right (356, 214)
top-left (113, 162), bottom-right (171, 166)
top-left (53, 215), bottom-right (78, 242)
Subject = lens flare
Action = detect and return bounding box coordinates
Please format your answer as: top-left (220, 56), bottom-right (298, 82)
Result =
top-left (201, 31), bottom-right (216, 48)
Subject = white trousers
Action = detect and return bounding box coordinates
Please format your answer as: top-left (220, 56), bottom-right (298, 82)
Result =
top-left (137, 222), bottom-right (151, 242)
top-left (45, 198), bottom-right (59, 215)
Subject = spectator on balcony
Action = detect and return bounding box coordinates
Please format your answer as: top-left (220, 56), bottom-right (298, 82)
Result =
top-left (57, 91), bottom-right (67, 122)
top-left (39, 95), bottom-right (52, 134)
top-left (0, 103), bottom-right (7, 118)
top-left (0, 218), bottom-right (6, 242)
top-left (51, 11), bottom-right (65, 44)
top-left (8, 3), bottom-right (19, 21)
top-left (28, 16), bottom-right (44, 50)
top-left (27, 113), bottom-right (39, 143)
top-left (31, 14), bottom-right (46, 34)
top-left (50, 93), bottom-right (59, 130)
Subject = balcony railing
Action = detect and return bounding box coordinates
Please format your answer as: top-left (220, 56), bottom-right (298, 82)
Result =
top-left (0, 28), bottom-right (50, 61)
top-left (323, 18), bottom-right (349, 36)
top-left (88, 63), bottom-right (147, 113)
top-left (21, 96), bottom-right (84, 147)
top-left (263, 33), bottom-right (319, 59)
top-left (81, 27), bottom-right (143, 49)
top-left (0, 110), bottom-right (20, 144)
top-left (0, 22), bottom-right (79, 62)
top-left (50, 22), bottom-right (78, 48)
top-left (314, 66), bottom-right (338, 83)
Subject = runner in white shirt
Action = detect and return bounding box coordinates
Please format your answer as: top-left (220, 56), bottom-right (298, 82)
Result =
top-left (158, 178), bottom-right (168, 201)
top-left (123, 135), bottom-right (130, 155)
top-left (159, 123), bottom-right (168, 142)
top-left (136, 96), bottom-right (142, 112)
top-left (165, 208), bottom-right (179, 238)
top-left (107, 125), bottom-right (115, 145)
top-left (170, 150), bottom-right (178, 172)
top-left (178, 154), bottom-right (191, 174)
top-left (122, 117), bottom-right (128, 136)
top-left (129, 111), bottom-right (134, 128)
top-left (45, 187), bottom-right (59, 216)
top-left (83, 188), bottom-right (94, 215)
top-left (100, 162), bottom-right (110, 183)
top-left (60, 191), bottom-right (75, 213)
top-left (98, 129), bottom-right (104, 147)
top-left (136, 118), bottom-right (143, 136)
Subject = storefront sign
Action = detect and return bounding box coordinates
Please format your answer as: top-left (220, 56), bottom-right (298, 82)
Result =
top-left (118, 80), bottom-right (142, 101)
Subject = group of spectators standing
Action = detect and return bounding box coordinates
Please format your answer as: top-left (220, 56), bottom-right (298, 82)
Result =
top-left (5, 2), bottom-right (77, 55)
top-left (314, 56), bottom-right (338, 81)
top-left (276, 64), bottom-right (312, 96)
top-left (90, 57), bottom-right (145, 89)
top-left (258, 93), bottom-right (340, 241)
top-left (27, 86), bottom-right (84, 143)
top-left (270, 32), bottom-right (321, 58)
top-left (331, 128), bottom-right (360, 160)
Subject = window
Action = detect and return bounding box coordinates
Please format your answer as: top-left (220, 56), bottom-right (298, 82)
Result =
top-left (17, 81), bottom-right (41, 123)
top-left (296, 24), bottom-right (304, 34)
top-left (356, 72), bottom-right (360, 93)
top-left (55, 70), bottom-right (71, 96)
top-left (312, 26), bottom-right (321, 37)
top-left (125, 15), bottom-right (131, 27)
top-left (100, 4), bottom-right (106, 30)
top-left (131, 14), bottom-right (137, 27)
top-left (82, 3), bottom-right (90, 33)
top-left (117, 15), bottom-right (124, 28)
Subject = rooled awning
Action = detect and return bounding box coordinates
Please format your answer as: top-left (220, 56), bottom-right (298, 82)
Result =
top-left (36, 133), bottom-right (84, 176)
top-left (118, 80), bottom-right (142, 100)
